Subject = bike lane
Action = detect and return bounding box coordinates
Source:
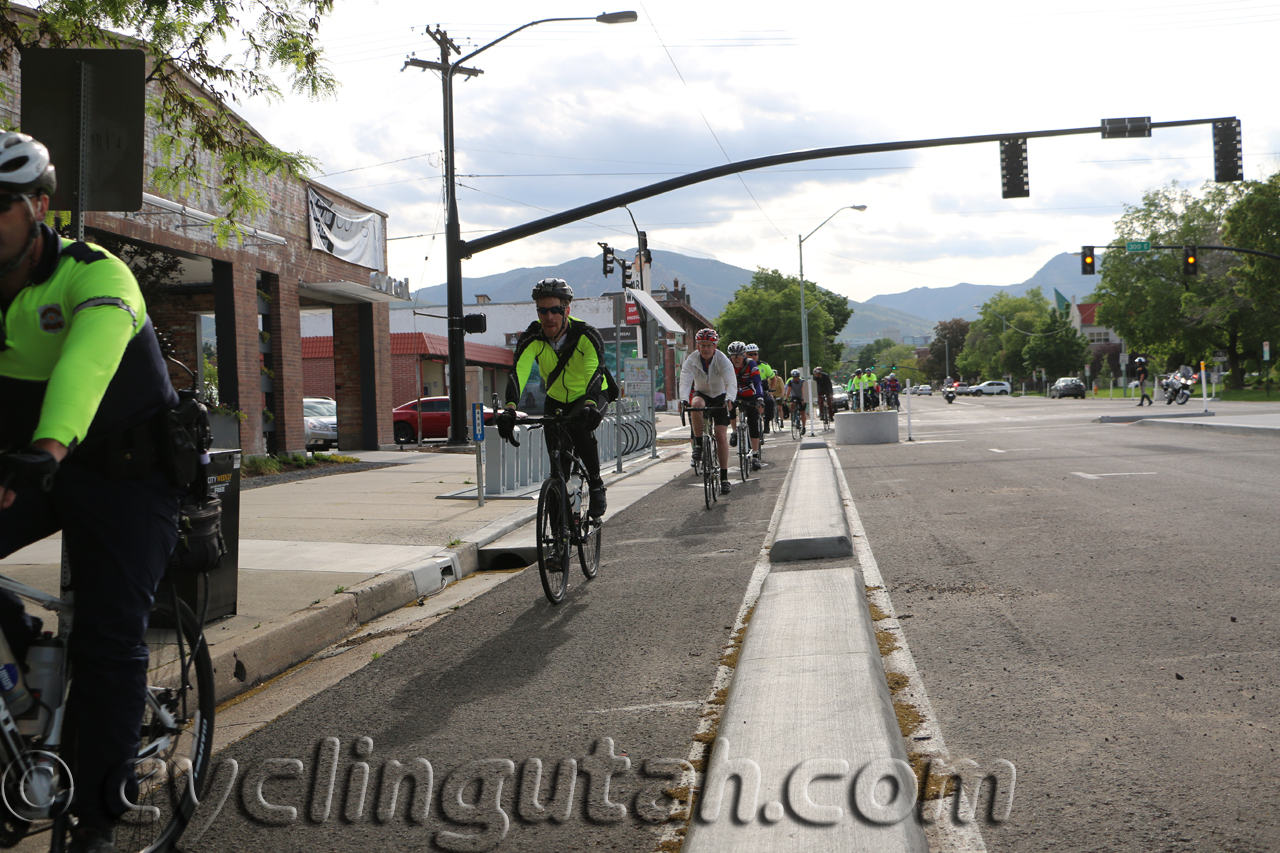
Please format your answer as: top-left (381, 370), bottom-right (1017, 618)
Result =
top-left (183, 439), bottom-right (800, 852)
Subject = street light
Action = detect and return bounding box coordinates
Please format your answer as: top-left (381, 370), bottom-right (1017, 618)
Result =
top-left (799, 204), bottom-right (865, 434)
top-left (407, 11), bottom-right (638, 445)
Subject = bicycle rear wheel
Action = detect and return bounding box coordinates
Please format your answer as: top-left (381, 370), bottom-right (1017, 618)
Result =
top-left (115, 590), bottom-right (216, 853)
top-left (536, 478), bottom-right (570, 604)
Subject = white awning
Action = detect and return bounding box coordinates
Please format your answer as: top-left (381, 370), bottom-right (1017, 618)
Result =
top-left (628, 288), bottom-right (683, 334)
top-left (299, 279), bottom-right (410, 304)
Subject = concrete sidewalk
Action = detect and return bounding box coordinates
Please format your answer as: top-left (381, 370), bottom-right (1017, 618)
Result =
top-left (0, 432), bottom-right (690, 706)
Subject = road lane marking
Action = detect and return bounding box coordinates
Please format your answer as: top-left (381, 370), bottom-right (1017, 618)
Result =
top-left (1071, 471), bottom-right (1158, 480)
top-left (585, 701), bottom-right (703, 714)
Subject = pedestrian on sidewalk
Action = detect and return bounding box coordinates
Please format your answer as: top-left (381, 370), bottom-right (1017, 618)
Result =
top-left (1135, 356), bottom-right (1153, 406)
top-left (498, 278), bottom-right (611, 517)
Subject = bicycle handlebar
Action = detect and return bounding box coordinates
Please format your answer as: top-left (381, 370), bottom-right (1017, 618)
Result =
top-left (679, 400), bottom-right (730, 427)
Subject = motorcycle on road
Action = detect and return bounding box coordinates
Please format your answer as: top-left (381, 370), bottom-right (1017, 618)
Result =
top-left (1161, 366), bottom-right (1196, 405)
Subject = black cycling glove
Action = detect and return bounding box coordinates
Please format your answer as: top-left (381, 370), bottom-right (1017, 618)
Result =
top-left (580, 401), bottom-right (604, 431)
top-left (495, 407), bottom-right (519, 446)
top-left (0, 448), bottom-right (59, 494)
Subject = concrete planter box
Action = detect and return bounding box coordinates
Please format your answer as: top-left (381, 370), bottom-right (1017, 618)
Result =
top-left (835, 410), bottom-right (898, 444)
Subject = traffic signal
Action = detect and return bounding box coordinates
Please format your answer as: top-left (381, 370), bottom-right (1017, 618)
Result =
top-left (463, 313), bottom-right (487, 334)
top-left (1183, 246), bottom-right (1198, 276)
top-left (1000, 138), bottom-right (1029, 199)
top-left (598, 242), bottom-right (615, 277)
top-left (620, 258), bottom-right (633, 287)
top-left (1213, 119), bottom-right (1243, 183)
top-left (1081, 246), bottom-right (1095, 275)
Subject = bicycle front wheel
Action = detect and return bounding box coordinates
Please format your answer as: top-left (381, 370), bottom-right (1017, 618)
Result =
top-left (702, 438), bottom-right (715, 509)
top-left (536, 478), bottom-right (570, 604)
top-left (115, 591), bottom-right (215, 853)
top-left (578, 517), bottom-right (601, 579)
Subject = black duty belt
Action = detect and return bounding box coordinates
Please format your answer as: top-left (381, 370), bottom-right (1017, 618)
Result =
top-left (66, 419), bottom-right (162, 480)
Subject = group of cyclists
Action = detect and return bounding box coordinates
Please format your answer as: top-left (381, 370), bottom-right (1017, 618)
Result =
top-left (676, 329), bottom-right (911, 491)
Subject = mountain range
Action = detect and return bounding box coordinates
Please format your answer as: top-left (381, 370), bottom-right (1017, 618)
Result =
top-left (404, 250), bottom-right (1099, 339)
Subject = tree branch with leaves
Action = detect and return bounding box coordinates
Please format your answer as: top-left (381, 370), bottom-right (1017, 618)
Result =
top-left (0, 0), bottom-right (337, 230)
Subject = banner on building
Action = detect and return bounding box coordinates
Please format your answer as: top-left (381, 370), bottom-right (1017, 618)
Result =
top-left (308, 187), bottom-right (385, 270)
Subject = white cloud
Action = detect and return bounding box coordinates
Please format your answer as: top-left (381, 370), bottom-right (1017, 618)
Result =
top-left (229, 0), bottom-right (1280, 303)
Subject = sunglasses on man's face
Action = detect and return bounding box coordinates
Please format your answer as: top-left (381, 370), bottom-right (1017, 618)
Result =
top-left (536, 305), bottom-right (566, 316)
top-left (0, 194), bottom-right (32, 215)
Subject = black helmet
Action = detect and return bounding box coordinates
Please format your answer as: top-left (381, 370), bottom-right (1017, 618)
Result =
top-left (531, 278), bottom-right (573, 302)
top-left (0, 132), bottom-right (56, 196)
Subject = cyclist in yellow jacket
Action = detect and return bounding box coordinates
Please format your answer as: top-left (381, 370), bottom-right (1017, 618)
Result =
top-left (0, 132), bottom-right (184, 853)
top-left (498, 278), bottom-right (610, 517)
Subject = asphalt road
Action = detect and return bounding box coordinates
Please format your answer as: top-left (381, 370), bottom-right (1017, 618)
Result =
top-left (184, 435), bottom-right (799, 853)
top-left (840, 394), bottom-right (1280, 853)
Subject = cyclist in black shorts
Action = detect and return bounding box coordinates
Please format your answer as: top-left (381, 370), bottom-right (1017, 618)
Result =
top-left (812, 366), bottom-right (835, 422)
top-left (727, 341), bottom-right (764, 470)
top-left (784, 368), bottom-right (807, 432)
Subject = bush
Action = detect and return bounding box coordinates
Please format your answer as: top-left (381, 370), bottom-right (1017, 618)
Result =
top-left (241, 455), bottom-right (282, 476)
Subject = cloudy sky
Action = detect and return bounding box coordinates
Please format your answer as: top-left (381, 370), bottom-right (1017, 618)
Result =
top-left (233, 0), bottom-right (1280, 303)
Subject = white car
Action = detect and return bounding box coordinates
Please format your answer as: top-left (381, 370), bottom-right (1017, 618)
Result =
top-left (912, 384), bottom-right (932, 395)
top-left (304, 396), bottom-right (339, 451)
top-left (970, 381), bottom-right (1012, 396)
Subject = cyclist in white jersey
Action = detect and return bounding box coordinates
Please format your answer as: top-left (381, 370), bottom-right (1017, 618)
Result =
top-left (679, 328), bottom-right (737, 495)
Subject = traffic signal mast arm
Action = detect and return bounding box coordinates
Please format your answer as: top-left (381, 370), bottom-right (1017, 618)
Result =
top-left (1084, 244), bottom-right (1280, 261)
top-left (462, 116), bottom-right (1241, 258)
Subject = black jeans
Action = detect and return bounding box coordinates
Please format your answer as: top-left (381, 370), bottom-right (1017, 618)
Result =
top-left (544, 398), bottom-right (601, 485)
top-left (0, 463), bottom-right (180, 827)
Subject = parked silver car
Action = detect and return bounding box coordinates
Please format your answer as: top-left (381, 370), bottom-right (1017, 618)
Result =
top-left (304, 396), bottom-right (338, 450)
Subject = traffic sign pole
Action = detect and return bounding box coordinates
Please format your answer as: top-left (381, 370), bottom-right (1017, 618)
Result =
top-left (472, 403), bottom-right (485, 507)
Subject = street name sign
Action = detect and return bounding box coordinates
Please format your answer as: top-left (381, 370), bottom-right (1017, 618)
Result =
top-left (1126, 241), bottom-right (1152, 252)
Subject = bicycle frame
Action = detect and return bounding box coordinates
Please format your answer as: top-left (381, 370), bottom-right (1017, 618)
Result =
top-left (0, 572), bottom-right (202, 833)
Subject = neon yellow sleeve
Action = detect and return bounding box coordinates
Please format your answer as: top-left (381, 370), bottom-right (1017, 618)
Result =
top-left (34, 254), bottom-right (145, 445)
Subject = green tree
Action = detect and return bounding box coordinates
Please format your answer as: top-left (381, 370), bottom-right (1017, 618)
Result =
top-left (1021, 309), bottom-right (1091, 379)
top-left (2, 0), bottom-right (337, 229)
top-left (957, 288), bottom-right (1051, 382)
top-left (856, 338), bottom-right (896, 370)
top-left (920, 318), bottom-right (969, 382)
top-left (1223, 171), bottom-right (1280, 380)
top-left (1093, 180), bottom-right (1276, 387)
top-left (715, 268), bottom-right (852, 371)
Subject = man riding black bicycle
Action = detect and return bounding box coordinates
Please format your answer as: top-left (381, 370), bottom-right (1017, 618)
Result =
top-left (812, 366), bottom-right (835, 423)
top-left (497, 278), bottom-right (609, 518)
top-left (0, 132), bottom-right (191, 853)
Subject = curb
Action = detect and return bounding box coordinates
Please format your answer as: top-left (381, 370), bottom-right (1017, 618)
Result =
top-left (1134, 418), bottom-right (1280, 439)
top-left (209, 446), bottom-right (685, 707)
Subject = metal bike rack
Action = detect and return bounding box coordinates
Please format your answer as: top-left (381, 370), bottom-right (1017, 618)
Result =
top-left (484, 399), bottom-right (654, 497)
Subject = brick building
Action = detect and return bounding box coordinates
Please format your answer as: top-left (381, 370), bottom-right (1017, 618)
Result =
top-left (6, 31), bottom-right (406, 455)
top-left (653, 279), bottom-right (714, 407)
top-left (302, 333), bottom-right (512, 409)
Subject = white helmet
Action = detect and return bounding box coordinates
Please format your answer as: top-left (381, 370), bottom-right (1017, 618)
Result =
top-left (0, 132), bottom-right (56, 196)
top-left (727, 341), bottom-right (747, 356)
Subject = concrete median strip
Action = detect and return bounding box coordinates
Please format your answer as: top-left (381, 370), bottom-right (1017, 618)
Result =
top-left (769, 444), bottom-right (854, 562)
top-left (683, 442), bottom-right (927, 853)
